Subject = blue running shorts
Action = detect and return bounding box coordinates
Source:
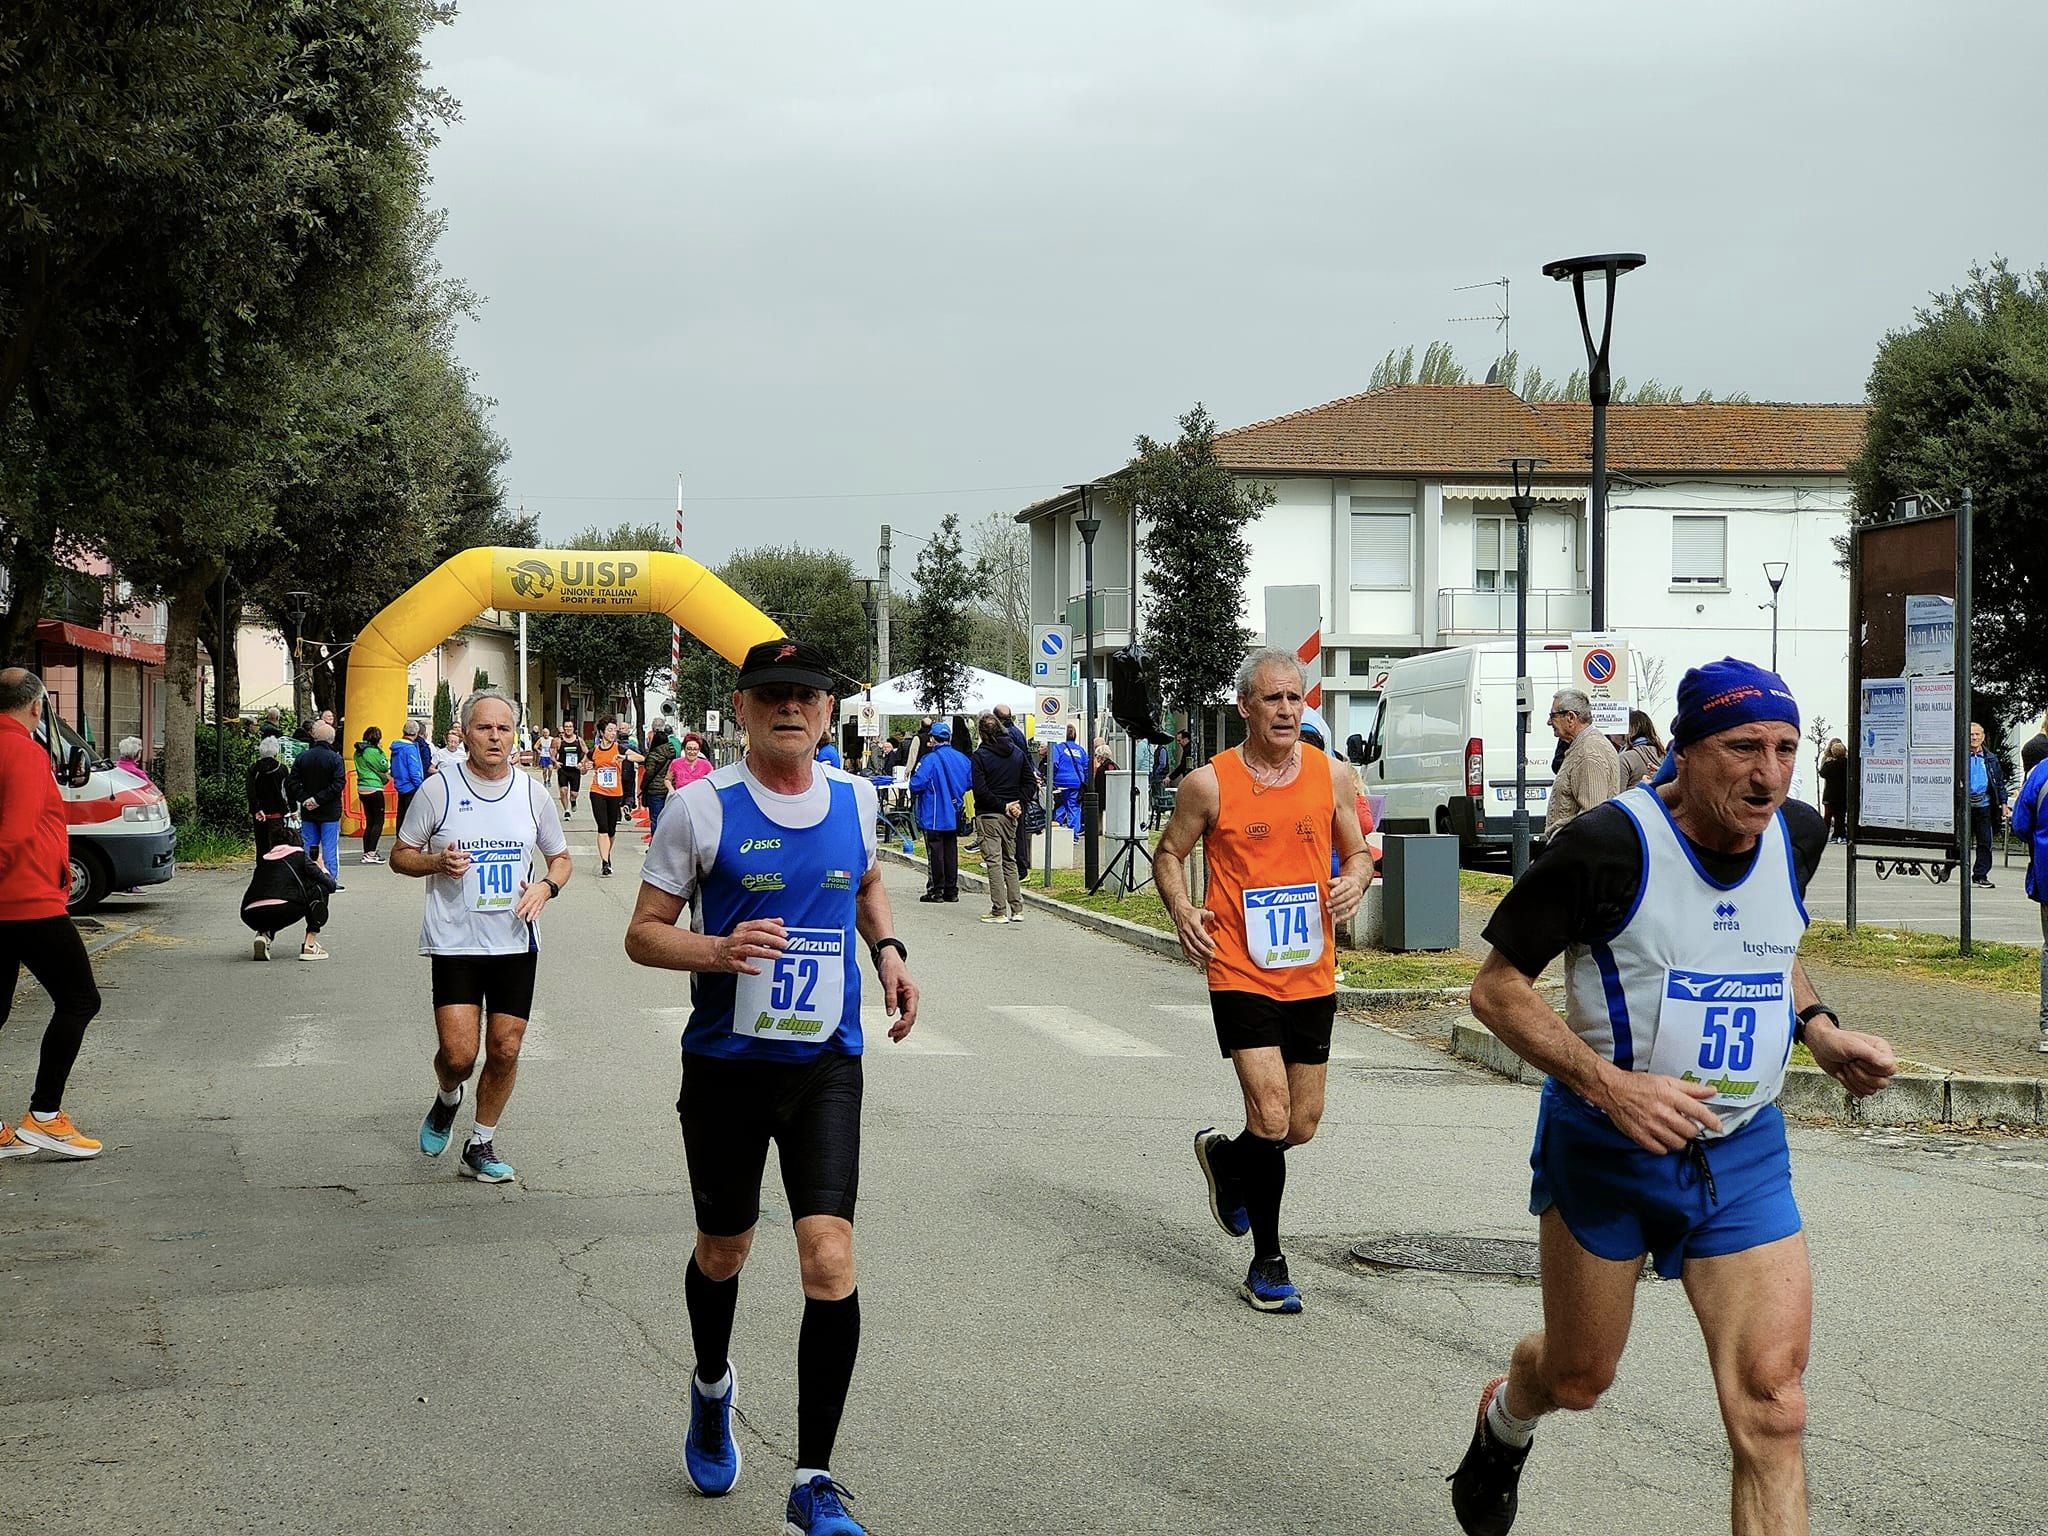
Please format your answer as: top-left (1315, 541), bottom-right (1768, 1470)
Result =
top-left (1528, 1078), bottom-right (1802, 1279)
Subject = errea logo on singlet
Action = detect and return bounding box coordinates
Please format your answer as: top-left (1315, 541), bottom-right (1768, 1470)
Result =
top-left (1711, 900), bottom-right (1740, 932)
top-left (739, 837), bottom-right (781, 854)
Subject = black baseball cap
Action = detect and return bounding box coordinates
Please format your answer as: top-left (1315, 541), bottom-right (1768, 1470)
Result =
top-left (735, 637), bottom-right (836, 692)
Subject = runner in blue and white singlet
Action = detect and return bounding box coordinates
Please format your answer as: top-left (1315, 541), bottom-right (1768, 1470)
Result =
top-left (1448, 658), bottom-right (1899, 1536)
top-left (625, 637), bottom-right (918, 1536)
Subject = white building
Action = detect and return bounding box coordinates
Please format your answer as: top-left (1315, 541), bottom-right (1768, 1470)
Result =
top-left (1018, 383), bottom-right (1865, 752)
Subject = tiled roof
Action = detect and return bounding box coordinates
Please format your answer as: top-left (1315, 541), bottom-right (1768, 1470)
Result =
top-left (1209, 383), bottom-right (1866, 479)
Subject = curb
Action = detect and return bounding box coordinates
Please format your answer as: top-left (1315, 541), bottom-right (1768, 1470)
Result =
top-left (880, 846), bottom-right (1496, 1008)
top-left (1448, 1017), bottom-right (2047, 1129)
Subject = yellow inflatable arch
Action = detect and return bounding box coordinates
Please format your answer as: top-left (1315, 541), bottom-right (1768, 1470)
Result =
top-left (348, 545), bottom-right (783, 760)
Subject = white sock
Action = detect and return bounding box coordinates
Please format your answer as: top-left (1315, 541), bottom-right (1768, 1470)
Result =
top-left (437, 1086), bottom-right (462, 1107)
top-left (694, 1368), bottom-right (732, 1399)
top-left (793, 1466), bottom-right (830, 1490)
top-left (1487, 1386), bottom-right (1538, 1447)
top-left (30, 1109), bottom-right (59, 1124)
top-left (468, 1122), bottom-right (495, 1147)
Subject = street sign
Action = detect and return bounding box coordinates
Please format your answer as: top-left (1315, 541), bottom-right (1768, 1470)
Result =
top-left (1570, 631), bottom-right (1632, 734)
top-left (705, 708), bottom-right (722, 736)
top-left (1032, 624), bottom-right (1070, 684)
top-left (856, 701), bottom-right (880, 739)
top-left (1036, 690), bottom-right (1067, 742)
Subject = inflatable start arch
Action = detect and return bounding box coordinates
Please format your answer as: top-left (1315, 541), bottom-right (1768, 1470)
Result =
top-left (347, 545), bottom-right (784, 754)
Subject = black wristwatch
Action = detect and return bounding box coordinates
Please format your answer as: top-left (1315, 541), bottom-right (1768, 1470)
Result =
top-left (870, 936), bottom-right (908, 969)
top-left (1795, 1003), bottom-right (1837, 1043)
top-left (542, 878), bottom-right (562, 899)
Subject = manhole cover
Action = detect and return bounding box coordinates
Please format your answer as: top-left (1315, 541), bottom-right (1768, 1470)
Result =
top-left (1349, 1234), bottom-right (1541, 1278)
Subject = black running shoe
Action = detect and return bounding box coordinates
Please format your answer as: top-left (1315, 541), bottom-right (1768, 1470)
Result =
top-left (1449, 1375), bottom-right (1531, 1535)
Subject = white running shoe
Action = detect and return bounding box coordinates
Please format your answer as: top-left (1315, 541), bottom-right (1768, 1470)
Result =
top-left (253, 935), bottom-right (271, 962)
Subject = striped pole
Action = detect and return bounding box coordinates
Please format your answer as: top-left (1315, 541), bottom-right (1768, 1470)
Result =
top-left (672, 475), bottom-right (684, 703)
top-left (1297, 628), bottom-right (1322, 711)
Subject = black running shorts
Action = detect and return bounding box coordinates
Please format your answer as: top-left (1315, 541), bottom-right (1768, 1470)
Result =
top-left (430, 951), bottom-right (538, 1021)
top-left (677, 1051), bottom-right (863, 1235)
top-left (1209, 990), bottom-right (1336, 1064)
top-left (590, 795), bottom-right (623, 836)
top-left (556, 765), bottom-right (582, 788)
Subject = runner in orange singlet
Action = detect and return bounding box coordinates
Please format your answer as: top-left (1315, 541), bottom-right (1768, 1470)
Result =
top-left (587, 721), bottom-right (629, 878)
top-left (1154, 648), bottom-right (1371, 1312)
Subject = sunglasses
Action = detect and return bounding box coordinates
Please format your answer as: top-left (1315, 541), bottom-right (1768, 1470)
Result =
top-left (753, 684), bottom-right (824, 707)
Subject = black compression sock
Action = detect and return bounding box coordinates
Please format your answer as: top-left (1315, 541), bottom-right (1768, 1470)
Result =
top-left (796, 1290), bottom-right (861, 1470)
top-left (1232, 1131), bottom-right (1289, 1261)
top-left (684, 1257), bottom-right (739, 1384)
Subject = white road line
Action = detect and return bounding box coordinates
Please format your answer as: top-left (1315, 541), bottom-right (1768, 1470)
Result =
top-left (1150, 1001), bottom-right (1364, 1059)
top-left (517, 1007), bottom-right (562, 1061)
top-left (864, 1022), bottom-right (973, 1057)
top-left (991, 1004), bottom-right (1170, 1057)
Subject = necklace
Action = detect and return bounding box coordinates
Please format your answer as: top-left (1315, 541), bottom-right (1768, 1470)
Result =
top-left (1242, 746), bottom-right (1297, 796)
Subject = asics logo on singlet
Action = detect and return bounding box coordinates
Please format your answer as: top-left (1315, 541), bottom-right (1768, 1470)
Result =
top-left (739, 837), bottom-right (781, 854)
top-left (1712, 900), bottom-right (1740, 931)
top-left (1666, 970), bottom-right (1786, 1003)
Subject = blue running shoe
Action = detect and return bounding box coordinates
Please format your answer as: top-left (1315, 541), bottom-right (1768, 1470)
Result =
top-left (1194, 1128), bottom-right (1251, 1238)
top-left (684, 1367), bottom-right (740, 1496)
top-left (420, 1086), bottom-right (462, 1157)
top-left (459, 1138), bottom-right (515, 1183)
top-left (1240, 1256), bottom-right (1303, 1314)
top-left (783, 1474), bottom-right (863, 1535)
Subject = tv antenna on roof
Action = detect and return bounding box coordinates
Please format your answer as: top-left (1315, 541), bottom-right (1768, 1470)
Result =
top-left (1450, 277), bottom-right (1511, 378)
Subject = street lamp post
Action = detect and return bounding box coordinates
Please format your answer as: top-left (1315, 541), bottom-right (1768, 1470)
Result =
top-left (1542, 252), bottom-right (1645, 631)
top-left (1761, 561), bottom-right (1788, 671)
top-left (1504, 456), bottom-right (1547, 878)
top-left (1075, 497), bottom-right (1103, 889)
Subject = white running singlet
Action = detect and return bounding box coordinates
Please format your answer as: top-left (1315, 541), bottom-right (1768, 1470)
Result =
top-left (397, 766), bottom-right (569, 956)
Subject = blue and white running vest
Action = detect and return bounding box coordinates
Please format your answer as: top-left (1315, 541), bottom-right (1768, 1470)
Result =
top-left (1561, 785), bottom-right (1809, 1138)
top-left (684, 775), bottom-right (867, 1062)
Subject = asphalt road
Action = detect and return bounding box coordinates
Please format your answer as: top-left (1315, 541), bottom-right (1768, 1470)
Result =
top-left (4, 826), bottom-right (2045, 1534)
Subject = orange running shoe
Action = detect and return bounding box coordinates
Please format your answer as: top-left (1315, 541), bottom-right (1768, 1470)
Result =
top-left (15, 1110), bottom-right (102, 1159)
top-left (0, 1121), bottom-right (37, 1159)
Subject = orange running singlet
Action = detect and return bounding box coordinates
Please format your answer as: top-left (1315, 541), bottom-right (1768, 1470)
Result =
top-left (589, 741), bottom-right (625, 798)
top-left (1202, 745), bottom-right (1336, 1000)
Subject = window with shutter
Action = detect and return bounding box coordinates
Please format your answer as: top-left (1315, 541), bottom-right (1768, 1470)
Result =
top-left (1671, 516), bottom-right (1727, 585)
top-left (1350, 500), bottom-right (1412, 589)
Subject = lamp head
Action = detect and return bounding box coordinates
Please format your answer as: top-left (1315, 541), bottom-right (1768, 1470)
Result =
top-left (1542, 253), bottom-right (1647, 283)
top-left (1763, 561), bottom-right (1788, 592)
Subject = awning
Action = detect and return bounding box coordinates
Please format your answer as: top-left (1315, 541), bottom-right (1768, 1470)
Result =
top-left (1439, 483), bottom-right (1587, 503)
top-left (35, 619), bottom-right (166, 665)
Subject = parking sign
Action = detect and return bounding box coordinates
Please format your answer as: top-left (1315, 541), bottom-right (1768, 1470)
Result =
top-left (1032, 625), bottom-right (1070, 684)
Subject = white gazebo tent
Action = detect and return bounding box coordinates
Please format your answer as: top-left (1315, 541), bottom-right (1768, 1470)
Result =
top-left (837, 666), bottom-right (1036, 727)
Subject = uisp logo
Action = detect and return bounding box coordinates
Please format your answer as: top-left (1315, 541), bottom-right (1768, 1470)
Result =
top-left (1712, 900), bottom-right (1740, 932)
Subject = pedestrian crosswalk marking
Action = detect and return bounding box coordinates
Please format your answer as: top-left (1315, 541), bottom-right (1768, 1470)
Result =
top-left (991, 1004), bottom-right (1171, 1058)
top-left (864, 1021), bottom-right (972, 1057)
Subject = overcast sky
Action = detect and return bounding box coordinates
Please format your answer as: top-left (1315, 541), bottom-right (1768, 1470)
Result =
top-left (422, 0), bottom-right (2047, 570)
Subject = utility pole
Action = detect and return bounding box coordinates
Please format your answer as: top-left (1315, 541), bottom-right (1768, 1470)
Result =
top-left (877, 524), bottom-right (893, 678)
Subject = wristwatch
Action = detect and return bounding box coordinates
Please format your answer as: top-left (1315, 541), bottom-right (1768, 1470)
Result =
top-left (1795, 1003), bottom-right (1837, 1043)
top-left (870, 936), bottom-right (908, 968)
top-left (542, 878), bottom-right (562, 899)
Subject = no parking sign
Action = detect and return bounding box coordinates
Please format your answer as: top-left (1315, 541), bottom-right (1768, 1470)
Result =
top-left (1570, 631), bottom-right (1632, 734)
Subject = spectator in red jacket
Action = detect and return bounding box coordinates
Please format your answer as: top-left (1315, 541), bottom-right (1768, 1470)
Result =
top-left (0, 668), bottom-right (104, 1160)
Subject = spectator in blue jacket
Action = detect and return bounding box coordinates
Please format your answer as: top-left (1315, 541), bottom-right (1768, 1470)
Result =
top-left (910, 720), bottom-right (973, 903)
top-left (2008, 744), bottom-right (2048, 1053)
top-left (1049, 724), bottom-right (1089, 832)
top-left (1968, 720), bottom-right (2007, 889)
top-left (388, 719), bottom-right (428, 833)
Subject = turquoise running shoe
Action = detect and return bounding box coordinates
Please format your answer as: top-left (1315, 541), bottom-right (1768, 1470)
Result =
top-left (420, 1085), bottom-right (462, 1157)
top-left (459, 1138), bottom-right (514, 1183)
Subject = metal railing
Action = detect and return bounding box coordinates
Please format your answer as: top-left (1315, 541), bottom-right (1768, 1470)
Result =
top-left (1437, 587), bottom-right (1590, 635)
top-left (1065, 587), bottom-right (1132, 636)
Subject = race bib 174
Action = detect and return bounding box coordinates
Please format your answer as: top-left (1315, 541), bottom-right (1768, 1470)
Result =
top-left (1241, 883), bottom-right (1324, 970)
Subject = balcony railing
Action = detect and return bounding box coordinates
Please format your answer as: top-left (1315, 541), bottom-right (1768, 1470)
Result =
top-left (1437, 587), bottom-right (1590, 636)
top-left (1064, 586), bottom-right (1132, 637)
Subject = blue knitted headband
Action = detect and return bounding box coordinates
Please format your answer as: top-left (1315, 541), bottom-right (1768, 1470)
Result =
top-left (1668, 658), bottom-right (1801, 751)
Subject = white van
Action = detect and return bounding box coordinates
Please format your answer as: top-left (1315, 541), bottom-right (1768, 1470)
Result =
top-left (36, 705), bottom-right (176, 912)
top-left (1357, 641), bottom-right (1580, 850)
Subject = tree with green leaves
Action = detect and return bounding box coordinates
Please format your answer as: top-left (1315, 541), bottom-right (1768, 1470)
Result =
top-left (1850, 258), bottom-right (2048, 712)
top-left (899, 513), bottom-right (976, 713)
top-left (527, 522), bottom-right (676, 736)
top-left (1, 2), bottom-right (459, 803)
top-left (431, 678), bottom-right (453, 743)
top-left (1131, 404), bottom-right (1264, 758)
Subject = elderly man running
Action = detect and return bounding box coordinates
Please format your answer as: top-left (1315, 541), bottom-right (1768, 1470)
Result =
top-left (1153, 646), bottom-right (1371, 1313)
top-left (391, 690), bottom-right (571, 1185)
top-left (1448, 658), bottom-right (1898, 1536)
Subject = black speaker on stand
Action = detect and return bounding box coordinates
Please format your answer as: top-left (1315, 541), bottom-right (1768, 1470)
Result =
top-left (1093, 647), bottom-right (1172, 895)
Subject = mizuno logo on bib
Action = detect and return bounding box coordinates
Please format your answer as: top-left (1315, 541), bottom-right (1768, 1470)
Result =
top-left (1241, 883), bottom-right (1324, 970)
top-left (733, 928), bottom-right (846, 1043)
